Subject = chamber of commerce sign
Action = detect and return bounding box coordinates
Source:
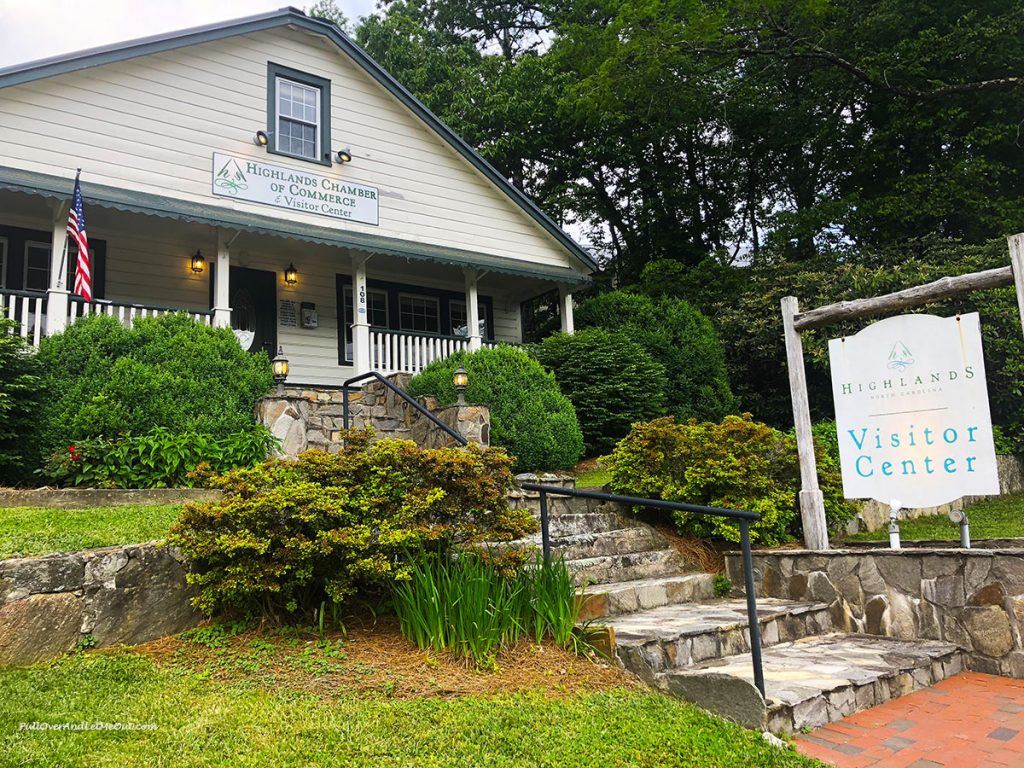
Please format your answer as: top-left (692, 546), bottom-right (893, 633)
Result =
top-left (211, 153), bottom-right (379, 226)
top-left (828, 312), bottom-right (999, 508)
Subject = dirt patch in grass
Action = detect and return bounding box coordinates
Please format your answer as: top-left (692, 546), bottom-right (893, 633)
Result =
top-left (135, 616), bottom-right (634, 701)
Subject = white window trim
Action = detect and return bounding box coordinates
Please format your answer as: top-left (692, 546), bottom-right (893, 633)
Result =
top-left (398, 292), bottom-right (441, 334)
top-left (275, 76), bottom-right (321, 162)
top-left (23, 240), bottom-right (51, 293)
top-left (0, 237), bottom-right (7, 289)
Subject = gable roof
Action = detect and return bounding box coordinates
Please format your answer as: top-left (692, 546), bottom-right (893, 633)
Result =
top-left (0, 6), bottom-right (597, 275)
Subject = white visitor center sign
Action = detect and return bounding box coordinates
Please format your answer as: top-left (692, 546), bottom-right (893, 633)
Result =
top-left (828, 312), bottom-right (999, 508)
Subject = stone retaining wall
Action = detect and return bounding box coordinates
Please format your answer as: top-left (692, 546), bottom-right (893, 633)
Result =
top-left (852, 454), bottom-right (1024, 532)
top-left (725, 548), bottom-right (1024, 678)
top-left (0, 488), bottom-right (223, 509)
top-left (0, 543), bottom-right (201, 667)
top-left (257, 375), bottom-right (489, 458)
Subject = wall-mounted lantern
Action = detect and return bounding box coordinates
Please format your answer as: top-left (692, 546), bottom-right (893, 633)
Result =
top-left (284, 263), bottom-right (299, 286)
top-left (190, 250), bottom-right (206, 274)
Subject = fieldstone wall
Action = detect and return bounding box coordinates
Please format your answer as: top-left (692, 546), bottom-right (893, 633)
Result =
top-left (257, 374), bottom-right (490, 458)
top-left (0, 543), bottom-right (201, 667)
top-left (0, 488), bottom-right (222, 509)
top-left (725, 548), bottom-right (1024, 678)
top-left (852, 454), bottom-right (1024, 532)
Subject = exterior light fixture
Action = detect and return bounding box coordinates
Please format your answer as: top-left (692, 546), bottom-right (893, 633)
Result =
top-left (272, 346), bottom-right (290, 386)
top-left (284, 263), bottom-right (298, 285)
top-left (254, 130), bottom-right (269, 147)
top-left (336, 147), bottom-right (353, 163)
top-left (190, 250), bottom-right (206, 274)
top-left (453, 366), bottom-right (469, 406)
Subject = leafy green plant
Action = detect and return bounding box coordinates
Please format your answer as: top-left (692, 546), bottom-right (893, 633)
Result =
top-left (575, 291), bottom-right (736, 423)
top-left (406, 345), bottom-right (584, 472)
top-left (168, 434), bottom-right (533, 619)
top-left (606, 415), bottom-right (854, 545)
top-left (40, 426), bottom-right (278, 488)
top-left (713, 575), bottom-right (732, 598)
top-left (391, 550), bottom-right (585, 668)
top-left (0, 317), bottom-right (41, 485)
top-left (531, 329), bottom-right (666, 453)
top-left (31, 313), bottom-right (272, 468)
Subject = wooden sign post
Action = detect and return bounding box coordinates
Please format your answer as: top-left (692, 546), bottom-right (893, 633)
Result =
top-left (782, 233), bottom-right (1024, 550)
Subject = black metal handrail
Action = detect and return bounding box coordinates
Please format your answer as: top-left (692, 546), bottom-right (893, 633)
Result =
top-left (341, 371), bottom-right (467, 446)
top-left (520, 482), bottom-right (765, 699)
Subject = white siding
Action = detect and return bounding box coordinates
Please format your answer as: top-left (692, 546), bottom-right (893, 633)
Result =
top-left (0, 26), bottom-right (583, 273)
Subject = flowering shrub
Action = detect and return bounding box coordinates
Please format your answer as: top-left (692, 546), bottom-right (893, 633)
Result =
top-left (168, 432), bottom-right (534, 619)
top-left (605, 415), bottom-right (854, 544)
top-left (42, 427), bottom-right (277, 488)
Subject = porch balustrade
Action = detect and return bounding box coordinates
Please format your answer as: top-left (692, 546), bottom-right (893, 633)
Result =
top-left (67, 297), bottom-right (213, 328)
top-left (369, 329), bottom-right (470, 374)
top-left (0, 289), bottom-right (46, 346)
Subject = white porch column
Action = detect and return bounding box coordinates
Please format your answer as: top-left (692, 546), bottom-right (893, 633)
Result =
top-left (46, 201), bottom-right (70, 336)
top-left (212, 230), bottom-right (232, 328)
top-left (464, 268), bottom-right (482, 352)
top-left (558, 285), bottom-right (575, 334)
top-left (352, 254), bottom-right (371, 374)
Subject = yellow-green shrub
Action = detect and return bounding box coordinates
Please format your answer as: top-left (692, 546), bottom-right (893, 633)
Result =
top-left (169, 431), bottom-right (534, 618)
top-left (605, 415), bottom-right (853, 544)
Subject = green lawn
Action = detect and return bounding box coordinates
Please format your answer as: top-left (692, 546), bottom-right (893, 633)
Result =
top-left (0, 651), bottom-right (819, 768)
top-left (575, 467), bottom-right (612, 489)
top-left (845, 493), bottom-right (1024, 543)
top-left (0, 505), bottom-right (182, 559)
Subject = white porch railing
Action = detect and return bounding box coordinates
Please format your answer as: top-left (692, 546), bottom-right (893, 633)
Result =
top-left (0, 290), bottom-right (46, 346)
top-left (370, 329), bottom-right (470, 374)
top-left (68, 298), bottom-right (213, 328)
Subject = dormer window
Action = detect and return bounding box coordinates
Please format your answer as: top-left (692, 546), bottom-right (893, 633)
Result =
top-left (267, 63), bottom-right (332, 166)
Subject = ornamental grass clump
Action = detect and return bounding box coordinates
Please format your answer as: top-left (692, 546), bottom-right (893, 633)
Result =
top-left (392, 550), bottom-right (585, 668)
top-left (168, 432), bottom-right (534, 620)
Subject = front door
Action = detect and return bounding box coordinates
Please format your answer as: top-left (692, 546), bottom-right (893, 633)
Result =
top-left (230, 266), bottom-right (277, 356)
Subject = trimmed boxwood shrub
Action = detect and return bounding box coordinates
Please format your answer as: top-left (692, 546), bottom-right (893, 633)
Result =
top-left (532, 329), bottom-right (666, 453)
top-left (575, 291), bottom-right (736, 422)
top-left (31, 313), bottom-right (272, 470)
top-left (406, 345), bottom-right (584, 472)
top-left (169, 435), bottom-right (533, 618)
top-left (0, 318), bottom-right (42, 485)
top-left (605, 415), bottom-right (854, 545)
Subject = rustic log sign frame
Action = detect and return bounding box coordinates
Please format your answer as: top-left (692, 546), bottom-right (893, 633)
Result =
top-left (782, 233), bottom-right (1024, 550)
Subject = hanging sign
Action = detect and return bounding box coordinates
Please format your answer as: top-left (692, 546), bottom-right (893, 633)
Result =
top-left (211, 152), bottom-right (379, 226)
top-left (828, 312), bottom-right (999, 507)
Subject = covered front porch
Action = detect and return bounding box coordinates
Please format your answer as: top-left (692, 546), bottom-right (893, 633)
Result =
top-left (0, 186), bottom-right (580, 384)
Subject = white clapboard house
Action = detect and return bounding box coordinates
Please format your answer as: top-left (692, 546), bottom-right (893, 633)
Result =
top-left (0, 8), bottom-right (593, 384)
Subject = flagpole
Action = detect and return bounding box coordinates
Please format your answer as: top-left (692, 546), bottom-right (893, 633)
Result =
top-left (56, 168), bottom-right (80, 290)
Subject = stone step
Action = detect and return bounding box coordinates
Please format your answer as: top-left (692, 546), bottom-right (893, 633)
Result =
top-left (613, 598), bottom-right (833, 676)
top-left (513, 511), bottom-right (641, 540)
top-left (578, 573), bottom-right (718, 621)
top-left (567, 548), bottom-right (690, 587)
top-left (652, 633), bottom-right (964, 733)
top-left (518, 526), bottom-right (669, 562)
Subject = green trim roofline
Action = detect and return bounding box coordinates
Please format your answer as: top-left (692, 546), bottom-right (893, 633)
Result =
top-left (0, 6), bottom-right (597, 276)
top-left (0, 165), bottom-right (588, 285)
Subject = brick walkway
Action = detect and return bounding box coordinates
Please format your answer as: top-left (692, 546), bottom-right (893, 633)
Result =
top-left (795, 673), bottom-right (1024, 767)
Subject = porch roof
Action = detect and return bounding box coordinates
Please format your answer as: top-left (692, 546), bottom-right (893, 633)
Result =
top-left (0, 165), bottom-right (590, 285)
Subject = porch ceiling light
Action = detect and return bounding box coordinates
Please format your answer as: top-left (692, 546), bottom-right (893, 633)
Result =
top-left (190, 250), bottom-right (206, 274)
top-left (254, 130), bottom-right (270, 147)
top-left (453, 366), bottom-right (468, 406)
top-left (284, 263), bottom-right (299, 285)
top-left (336, 147), bottom-right (353, 164)
top-left (272, 346), bottom-right (290, 385)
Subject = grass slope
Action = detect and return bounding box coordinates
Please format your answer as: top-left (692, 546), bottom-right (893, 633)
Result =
top-left (0, 652), bottom-right (820, 768)
top-left (0, 505), bottom-right (182, 559)
top-left (846, 493), bottom-right (1024, 543)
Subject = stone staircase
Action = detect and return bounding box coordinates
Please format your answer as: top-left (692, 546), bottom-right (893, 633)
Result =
top-left (510, 477), bottom-right (966, 734)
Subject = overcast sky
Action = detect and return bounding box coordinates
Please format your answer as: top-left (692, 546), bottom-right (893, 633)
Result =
top-left (0, 0), bottom-right (377, 68)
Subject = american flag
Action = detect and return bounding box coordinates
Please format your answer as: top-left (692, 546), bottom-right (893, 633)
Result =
top-left (67, 173), bottom-right (91, 301)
